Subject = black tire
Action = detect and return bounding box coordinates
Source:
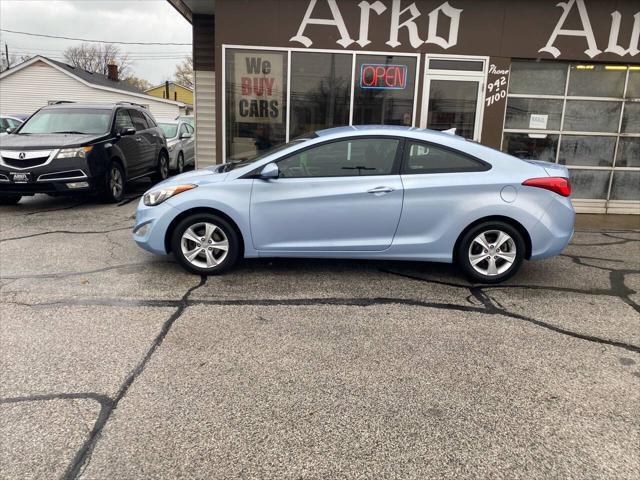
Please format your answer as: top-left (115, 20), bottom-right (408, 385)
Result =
top-left (0, 195), bottom-right (22, 205)
top-left (175, 152), bottom-right (185, 174)
top-left (100, 162), bottom-right (125, 203)
top-left (170, 213), bottom-right (240, 275)
top-left (456, 221), bottom-right (525, 284)
top-left (153, 150), bottom-right (170, 183)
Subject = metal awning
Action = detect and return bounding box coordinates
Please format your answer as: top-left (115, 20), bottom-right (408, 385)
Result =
top-left (166, 0), bottom-right (216, 23)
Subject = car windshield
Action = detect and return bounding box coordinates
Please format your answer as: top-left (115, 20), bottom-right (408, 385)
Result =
top-left (222, 135), bottom-right (316, 172)
top-left (159, 123), bottom-right (179, 138)
top-left (18, 108), bottom-right (111, 135)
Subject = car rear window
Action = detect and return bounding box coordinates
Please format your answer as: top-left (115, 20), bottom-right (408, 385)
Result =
top-left (159, 123), bottom-right (178, 138)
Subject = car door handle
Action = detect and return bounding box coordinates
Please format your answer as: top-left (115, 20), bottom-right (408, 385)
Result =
top-left (367, 186), bottom-right (395, 194)
top-left (136, 137), bottom-right (142, 142)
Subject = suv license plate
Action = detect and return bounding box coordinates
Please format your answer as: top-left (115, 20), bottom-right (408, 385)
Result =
top-left (11, 172), bottom-right (31, 183)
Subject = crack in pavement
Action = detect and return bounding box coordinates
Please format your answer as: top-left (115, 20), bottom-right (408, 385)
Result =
top-left (0, 261), bottom-right (174, 280)
top-left (8, 292), bottom-right (640, 355)
top-left (23, 202), bottom-right (87, 217)
top-left (64, 276), bottom-right (207, 480)
top-left (117, 195), bottom-right (143, 207)
top-left (0, 227), bottom-right (131, 244)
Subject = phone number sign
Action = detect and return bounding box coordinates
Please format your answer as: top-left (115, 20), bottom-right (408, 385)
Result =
top-left (360, 64), bottom-right (408, 90)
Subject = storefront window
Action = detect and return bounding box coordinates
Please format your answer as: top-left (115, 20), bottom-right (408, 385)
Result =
top-left (567, 64), bottom-right (626, 97)
top-left (503, 61), bottom-right (640, 205)
top-left (290, 52), bottom-right (351, 138)
top-left (509, 61), bottom-right (567, 95)
top-left (225, 49), bottom-right (287, 160)
top-left (352, 55), bottom-right (416, 126)
top-left (502, 133), bottom-right (558, 163)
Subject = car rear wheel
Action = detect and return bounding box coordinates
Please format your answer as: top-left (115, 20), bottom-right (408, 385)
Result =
top-left (0, 195), bottom-right (22, 205)
top-left (457, 221), bottom-right (525, 284)
top-left (170, 213), bottom-right (240, 275)
top-left (100, 162), bottom-right (125, 203)
top-left (153, 151), bottom-right (169, 183)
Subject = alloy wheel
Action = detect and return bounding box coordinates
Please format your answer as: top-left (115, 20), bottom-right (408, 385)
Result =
top-left (180, 222), bottom-right (229, 268)
top-left (160, 154), bottom-right (169, 179)
top-left (178, 154), bottom-right (184, 174)
top-left (468, 229), bottom-right (517, 276)
top-left (110, 167), bottom-right (123, 199)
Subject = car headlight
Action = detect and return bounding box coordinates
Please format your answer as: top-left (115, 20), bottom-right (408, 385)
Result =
top-left (56, 146), bottom-right (93, 159)
top-left (143, 184), bottom-right (197, 206)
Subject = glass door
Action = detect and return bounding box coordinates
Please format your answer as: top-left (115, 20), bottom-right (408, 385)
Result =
top-left (421, 56), bottom-right (487, 141)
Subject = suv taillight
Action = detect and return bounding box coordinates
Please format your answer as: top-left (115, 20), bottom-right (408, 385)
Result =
top-left (522, 177), bottom-right (571, 197)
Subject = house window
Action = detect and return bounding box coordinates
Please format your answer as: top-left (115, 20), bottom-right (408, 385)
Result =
top-left (503, 61), bottom-right (640, 203)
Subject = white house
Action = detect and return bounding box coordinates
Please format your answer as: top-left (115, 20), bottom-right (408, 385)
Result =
top-left (0, 56), bottom-right (185, 119)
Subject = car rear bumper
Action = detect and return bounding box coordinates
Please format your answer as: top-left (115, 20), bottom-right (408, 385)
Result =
top-left (529, 195), bottom-right (576, 260)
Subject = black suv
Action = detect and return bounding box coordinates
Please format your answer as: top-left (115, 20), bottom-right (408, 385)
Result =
top-left (0, 102), bottom-right (170, 204)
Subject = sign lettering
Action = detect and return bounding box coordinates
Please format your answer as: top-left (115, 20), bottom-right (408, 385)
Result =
top-left (234, 53), bottom-right (283, 123)
top-left (360, 64), bottom-right (407, 89)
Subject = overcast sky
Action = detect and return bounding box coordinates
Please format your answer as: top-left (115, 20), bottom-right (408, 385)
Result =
top-left (0, 0), bottom-right (192, 84)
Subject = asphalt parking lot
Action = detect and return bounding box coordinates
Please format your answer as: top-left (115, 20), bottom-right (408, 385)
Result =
top-left (1, 189), bottom-right (639, 480)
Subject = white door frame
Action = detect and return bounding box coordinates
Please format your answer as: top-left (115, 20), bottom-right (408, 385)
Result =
top-left (420, 54), bottom-right (488, 142)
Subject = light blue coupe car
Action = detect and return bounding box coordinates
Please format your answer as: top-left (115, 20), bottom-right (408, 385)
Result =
top-left (133, 126), bottom-right (574, 283)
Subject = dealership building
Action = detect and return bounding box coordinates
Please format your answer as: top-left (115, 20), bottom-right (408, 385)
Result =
top-left (168, 0), bottom-right (639, 214)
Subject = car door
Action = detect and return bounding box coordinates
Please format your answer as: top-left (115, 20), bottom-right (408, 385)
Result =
top-left (182, 124), bottom-right (195, 163)
top-left (250, 136), bottom-right (404, 252)
top-left (113, 109), bottom-right (144, 178)
top-left (129, 109), bottom-right (156, 172)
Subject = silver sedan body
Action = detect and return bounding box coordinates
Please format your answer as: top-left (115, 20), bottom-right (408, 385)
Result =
top-left (157, 120), bottom-right (196, 173)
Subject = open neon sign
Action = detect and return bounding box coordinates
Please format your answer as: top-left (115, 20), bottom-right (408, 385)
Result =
top-left (360, 64), bottom-right (408, 90)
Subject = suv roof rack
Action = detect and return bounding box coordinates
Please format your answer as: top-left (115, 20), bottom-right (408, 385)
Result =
top-left (51, 100), bottom-right (76, 105)
top-left (115, 101), bottom-right (148, 109)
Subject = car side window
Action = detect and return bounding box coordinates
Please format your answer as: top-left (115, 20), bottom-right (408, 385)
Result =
top-left (143, 112), bottom-right (157, 128)
top-left (277, 138), bottom-right (399, 178)
top-left (129, 110), bottom-right (149, 131)
top-left (404, 141), bottom-right (490, 174)
top-left (0, 118), bottom-right (8, 131)
top-left (115, 109), bottom-right (134, 131)
top-left (186, 124), bottom-right (195, 134)
top-left (179, 124), bottom-right (189, 137)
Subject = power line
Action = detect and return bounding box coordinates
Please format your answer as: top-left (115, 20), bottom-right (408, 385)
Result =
top-left (0, 28), bottom-right (192, 46)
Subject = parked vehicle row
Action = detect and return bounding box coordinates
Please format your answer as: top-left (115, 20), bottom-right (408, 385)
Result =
top-left (133, 126), bottom-right (575, 283)
top-left (0, 102), bottom-right (196, 204)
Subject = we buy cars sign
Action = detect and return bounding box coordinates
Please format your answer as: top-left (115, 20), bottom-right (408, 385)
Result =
top-left (234, 52), bottom-right (283, 124)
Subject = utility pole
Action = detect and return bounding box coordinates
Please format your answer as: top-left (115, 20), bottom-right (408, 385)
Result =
top-left (4, 43), bottom-right (9, 70)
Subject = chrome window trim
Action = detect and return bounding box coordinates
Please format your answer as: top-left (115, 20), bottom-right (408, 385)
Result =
top-left (0, 149), bottom-right (60, 170)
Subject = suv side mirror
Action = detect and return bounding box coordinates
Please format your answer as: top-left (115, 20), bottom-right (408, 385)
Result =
top-left (180, 132), bottom-right (192, 139)
top-left (260, 162), bottom-right (279, 179)
top-left (119, 127), bottom-right (136, 136)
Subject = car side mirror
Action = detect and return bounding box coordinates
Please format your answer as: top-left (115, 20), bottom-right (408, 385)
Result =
top-left (119, 127), bottom-right (136, 136)
top-left (180, 132), bottom-right (192, 139)
top-left (260, 162), bottom-right (279, 179)
top-left (6, 128), bottom-right (14, 134)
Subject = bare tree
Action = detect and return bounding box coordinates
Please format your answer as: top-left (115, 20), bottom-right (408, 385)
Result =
top-left (1, 53), bottom-right (32, 72)
top-left (174, 56), bottom-right (193, 89)
top-left (63, 43), bottom-right (133, 78)
top-left (123, 75), bottom-right (152, 92)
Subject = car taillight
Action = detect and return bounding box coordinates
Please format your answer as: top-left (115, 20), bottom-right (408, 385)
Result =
top-left (522, 177), bottom-right (571, 197)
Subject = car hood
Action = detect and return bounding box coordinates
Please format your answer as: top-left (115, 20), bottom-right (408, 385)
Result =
top-left (0, 133), bottom-right (105, 150)
top-left (153, 167), bottom-right (230, 189)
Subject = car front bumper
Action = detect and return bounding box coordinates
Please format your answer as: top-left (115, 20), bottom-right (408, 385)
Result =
top-left (0, 156), bottom-right (100, 196)
top-left (133, 198), bottom-right (180, 255)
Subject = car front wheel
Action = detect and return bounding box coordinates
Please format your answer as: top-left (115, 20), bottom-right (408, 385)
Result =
top-left (457, 221), bottom-right (525, 284)
top-left (100, 162), bottom-right (125, 203)
top-left (170, 214), bottom-right (240, 275)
